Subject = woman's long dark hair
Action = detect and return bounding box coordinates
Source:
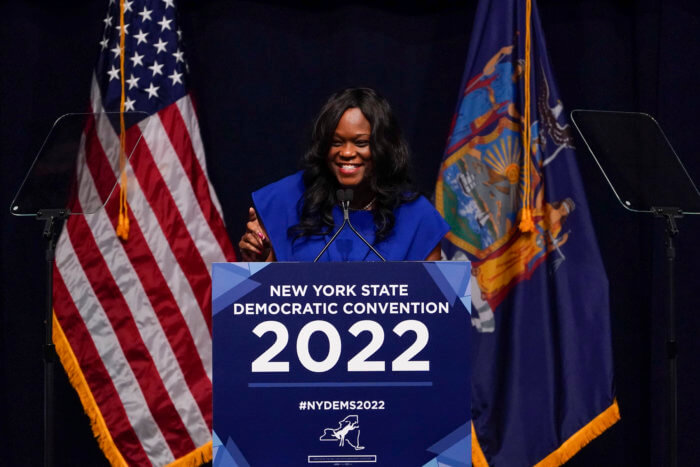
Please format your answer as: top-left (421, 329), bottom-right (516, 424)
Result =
top-left (289, 88), bottom-right (417, 242)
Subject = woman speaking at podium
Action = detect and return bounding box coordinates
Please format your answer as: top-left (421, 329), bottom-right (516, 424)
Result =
top-left (239, 88), bottom-right (449, 262)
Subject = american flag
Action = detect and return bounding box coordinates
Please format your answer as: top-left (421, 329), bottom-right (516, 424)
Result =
top-left (52, 0), bottom-right (236, 465)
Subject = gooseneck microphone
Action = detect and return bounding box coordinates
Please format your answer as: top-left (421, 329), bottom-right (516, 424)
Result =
top-left (343, 189), bottom-right (386, 261)
top-left (313, 189), bottom-right (386, 262)
top-left (313, 189), bottom-right (351, 262)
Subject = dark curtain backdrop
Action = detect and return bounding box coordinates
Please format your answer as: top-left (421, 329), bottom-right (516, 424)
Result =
top-left (1, 1), bottom-right (698, 466)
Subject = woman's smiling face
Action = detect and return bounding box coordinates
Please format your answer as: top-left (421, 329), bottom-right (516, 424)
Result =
top-left (327, 107), bottom-right (373, 190)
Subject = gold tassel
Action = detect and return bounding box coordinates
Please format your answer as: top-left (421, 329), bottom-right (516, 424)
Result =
top-left (116, 0), bottom-right (129, 241)
top-left (519, 205), bottom-right (535, 232)
top-left (519, 0), bottom-right (535, 233)
top-left (116, 168), bottom-right (129, 240)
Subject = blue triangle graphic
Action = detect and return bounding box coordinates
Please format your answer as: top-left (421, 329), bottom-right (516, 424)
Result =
top-left (434, 261), bottom-right (470, 298)
top-left (213, 436), bottom-right (250, 467)
top-left (423, 263), bottom-right (457, 305)
top-left (212, 438), bottom-right (237, 467)
top-left (248, 262), bottom-right (271, 276)
top-left (427, 423), bottom-right (469, 455)
top-left (212, 263), bottom-right (253, 301)
top-left (436, 433), bottom-right (471, 467)
top-left (212, 430), bottom-right (223, 465)
top-left (459, 296), bottom-right (473, 316)
top-left (213, 279), bottom-right (261, 317)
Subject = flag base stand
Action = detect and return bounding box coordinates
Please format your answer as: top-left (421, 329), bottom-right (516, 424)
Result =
top-left (37, 208), bottom-right (69, 467)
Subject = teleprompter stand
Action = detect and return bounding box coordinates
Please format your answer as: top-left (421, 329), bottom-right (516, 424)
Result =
top-left (38, 208), bottom-right (68, 467)
top-left (9, 112), bottom-right (145, 467)
top-left (571, 110), bottom-right (700, 467)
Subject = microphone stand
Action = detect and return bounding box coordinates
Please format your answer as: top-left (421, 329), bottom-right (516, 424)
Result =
top-left (313, 192), bottom-right (350, 262)
top-left (314, 189), bottom-right (386, 262)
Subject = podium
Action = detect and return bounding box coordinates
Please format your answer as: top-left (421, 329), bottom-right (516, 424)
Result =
top-left (212, 261), bottom-right (472, 466)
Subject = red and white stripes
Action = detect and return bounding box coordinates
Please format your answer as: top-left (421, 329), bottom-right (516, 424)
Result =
top-left (53, 77), bottom-right (234, 466)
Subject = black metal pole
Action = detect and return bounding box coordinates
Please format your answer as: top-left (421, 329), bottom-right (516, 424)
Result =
top-left (654, 207), bottom-right (680, 467)
top-left (665, 220), bottom-right (678, 467)
top-left (38, 209), bottom-right (67, 467)
top-left (44, 237), bottom-right (55, 467)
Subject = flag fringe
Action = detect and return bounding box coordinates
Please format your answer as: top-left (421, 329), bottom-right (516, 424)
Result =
top-left (52, 314), bottom-right (128, 467)
top-left (471, 421), bottom-right (489, 467)
top-left (534, 400), bottom-right (620, 467)
top-left (166, 441), bottom-right (212, 467)
top-left (471, 400), bottom-right (621, 467)
top-left (54, 314), bottom-right (214, 467)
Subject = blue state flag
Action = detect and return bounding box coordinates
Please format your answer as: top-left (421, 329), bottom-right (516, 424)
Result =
top-left (435, 0), bottom-right (619, 465)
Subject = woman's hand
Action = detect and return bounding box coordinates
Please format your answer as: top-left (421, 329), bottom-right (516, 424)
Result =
top-left (239, 207), bottom-right (274, 262)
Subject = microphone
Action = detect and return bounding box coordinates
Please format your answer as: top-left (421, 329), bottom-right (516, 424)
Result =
top-left (341, 188), bottom-right (352, 220)
top-left (313, 189), bottom-right (350, 262)
top-left (313, 189), bottom-right (386, 262)
top-left (342, 189), bottom-right (386, 262)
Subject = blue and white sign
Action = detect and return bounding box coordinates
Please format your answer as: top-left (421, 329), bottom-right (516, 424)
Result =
top-left (212, 262), bottom-right (471, 466)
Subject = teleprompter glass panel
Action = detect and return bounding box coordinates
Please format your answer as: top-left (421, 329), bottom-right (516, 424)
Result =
top-left (571, 110), bottom-right (700, 214)
top-left (10, 111), bottom-right (147, 216)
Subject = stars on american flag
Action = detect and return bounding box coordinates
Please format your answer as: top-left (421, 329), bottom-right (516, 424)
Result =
top-left (144, 82), bottom-right (159, 99)
top-left (108, 66), bottom-right (120, 81)
top-left (138, 7), bottom-right (152, 22)
top-left (148, 60), bottom-right (164, 76)
top-left (129, 51), bottom-right (144, 67)
top-left (158, 17), bottom-right (172, 32)
top-left (96, 0), bottom-right (188, 114)
top-left (115, 23), bottom-right (130, 35)
top-left (126, 73), bottom-right (140, 89)
top-left (153, 38), bottom-right (168, 54)
top-left (168, 70), bottom-right (183, 85)
top-left (134, 29), bottom-right (148, 45)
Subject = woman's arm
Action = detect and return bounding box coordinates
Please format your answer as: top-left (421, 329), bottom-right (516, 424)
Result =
top-left (239, 207), bottom-right (276, 262)
top-left (424, 243), bottom-right (442, 261)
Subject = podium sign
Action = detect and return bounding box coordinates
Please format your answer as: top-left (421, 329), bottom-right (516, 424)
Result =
top-left (213, 262), bottom-right (471, 466)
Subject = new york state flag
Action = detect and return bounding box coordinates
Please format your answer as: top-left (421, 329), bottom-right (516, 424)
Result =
top-left (435, 0), bottom-right (619, 464)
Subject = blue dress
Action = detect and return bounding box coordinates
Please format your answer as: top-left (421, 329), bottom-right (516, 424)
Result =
top-left (252, 172), bottom-right (449, 262)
